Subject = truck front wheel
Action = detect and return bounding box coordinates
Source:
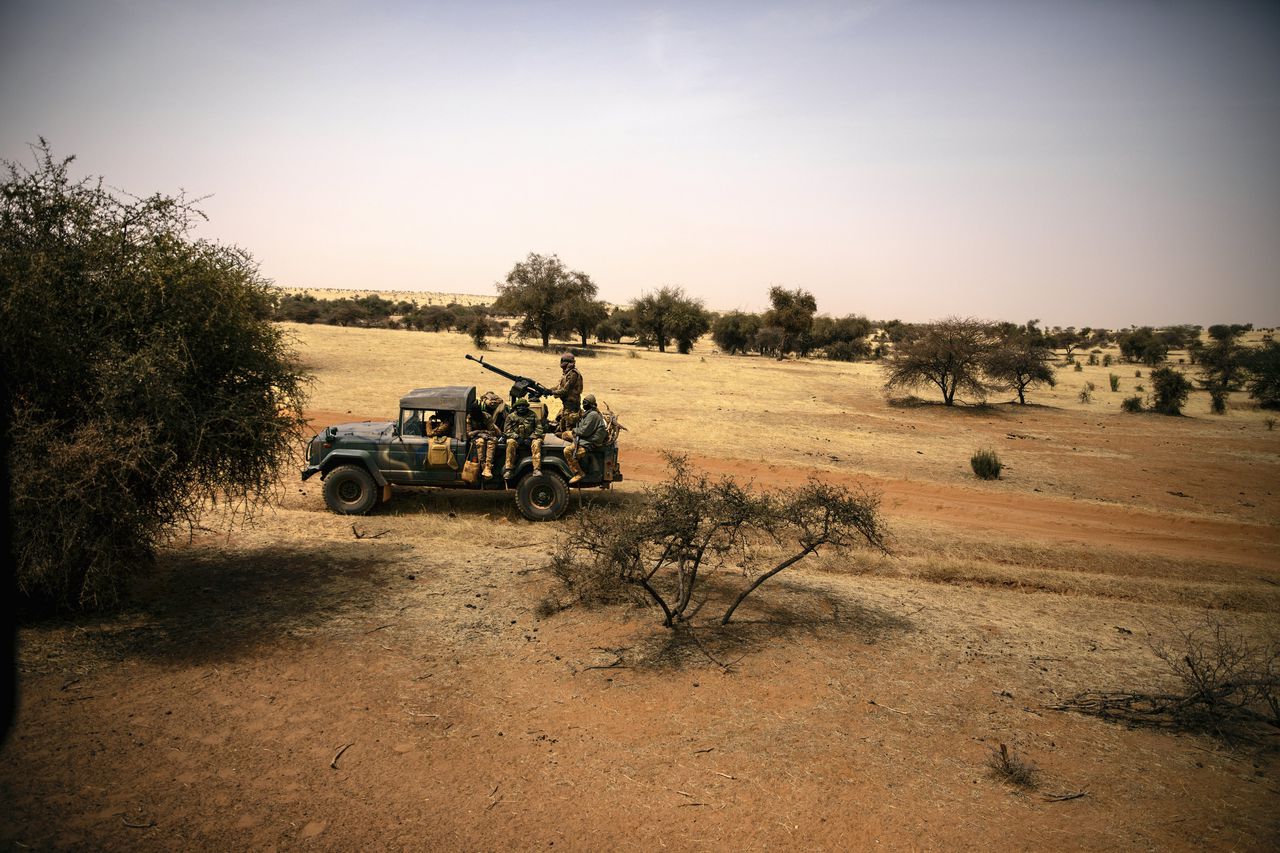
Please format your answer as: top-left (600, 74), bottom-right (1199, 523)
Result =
top-left (515, 471), bottom-right (569, 521)
top-left (323, 464), bottom-right (379, 515)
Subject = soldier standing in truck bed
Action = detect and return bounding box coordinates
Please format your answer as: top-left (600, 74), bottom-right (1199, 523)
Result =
top-left (502, 397), bottom-right (544, 480)
top-left (551, 352), bottom-right (582, 415)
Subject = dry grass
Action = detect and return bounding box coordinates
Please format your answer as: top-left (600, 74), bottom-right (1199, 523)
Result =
top-left (7, 322), bottom-right (1279, 851)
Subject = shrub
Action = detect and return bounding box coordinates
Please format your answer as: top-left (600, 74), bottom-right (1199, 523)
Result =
top-left (986, 743), bottom-right (1038, 789)
top-left (468, 316), bottom-right (490, 350)
top-left (1150, 367), bottom-right (1192, 415)
top-left (1103, 353), bottom-right (1113, 366)
top-left (1052, 619), bottom-right (1279, 741)
top-left (543, 456), bottom-right (887, 628)
top-left (2, 142), bottom-right (308, 610)
top-left (1135, 384), bottom-right (1145, 392)
top-left (824, 339), bottom-right (871, 362)
top-left (1073, 361), bottom-right (1083, 372)
top-left (1121, 395), bottom-right (1144, 413)
top-left (970, 449), bottom-right (1002, 480)
top-left (1135, 369), bottom-right (1142, 377)
top-left (1087, 352), bottom-right (1099, 365)
top-left (1078, 387), bottom-right (1092, 404)
top-left (1109, 374), bottom-right (1120, 392)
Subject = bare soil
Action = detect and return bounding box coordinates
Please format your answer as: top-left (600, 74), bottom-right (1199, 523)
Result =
top-left (3, 327), bottom-right (1278, 850)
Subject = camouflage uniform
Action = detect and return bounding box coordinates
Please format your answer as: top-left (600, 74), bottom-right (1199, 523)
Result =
top-left (502, 399), bottom-right (544, 478)
top-left (552, 354), bottom-right (583, 413)
top-left (426, 413), bottom-right (452, 438)
top-left (563, 394), bottom-right (608, 484)
top-left (467, 404), bottom-right (499, 479)
top-left (554, 408), bottom-right (582, 440)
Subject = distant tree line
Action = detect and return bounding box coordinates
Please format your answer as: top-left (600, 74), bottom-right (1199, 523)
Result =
top-left (273, 253), bottom-right (1279, 411)
top-left (274, 292), bottom-right (505, 338)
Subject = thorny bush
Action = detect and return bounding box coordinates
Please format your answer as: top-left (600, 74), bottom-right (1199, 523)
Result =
top-left (2, 141), bottom-right (309, 610)
top-left (1053, 619), bottom-right (1279, 742)
top-left (543, 455), bottom-right (889, 627)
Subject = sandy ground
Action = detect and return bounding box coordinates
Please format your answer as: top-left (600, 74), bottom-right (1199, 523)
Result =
top-left (3, 327), bottom-right (1278, 850)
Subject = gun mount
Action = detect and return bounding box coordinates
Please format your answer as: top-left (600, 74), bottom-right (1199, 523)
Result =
top-left (465, 354), bottom-right (556, 404)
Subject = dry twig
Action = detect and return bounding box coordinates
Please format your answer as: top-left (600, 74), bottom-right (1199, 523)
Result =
top-left (330, 742), bottom-right (354, 769)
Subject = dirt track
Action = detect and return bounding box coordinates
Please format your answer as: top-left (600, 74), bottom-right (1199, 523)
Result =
top-left (4, 333), bottom-right (1278, 850)
top-left (622, 449), bottom-right (1280, 571)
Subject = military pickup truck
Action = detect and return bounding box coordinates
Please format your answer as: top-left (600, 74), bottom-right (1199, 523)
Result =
top-left (301, 385), bottom-right (622, 521)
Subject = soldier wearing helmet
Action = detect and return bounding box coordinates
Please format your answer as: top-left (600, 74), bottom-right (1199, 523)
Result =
top-left (467, 395), bottom-right (503, 480)
top-left (563, 394), bottom-right (608, 485)
top-left (502, 396), bottom-right (544, 480)
top-left (551, 352), bottom-right (583, 415)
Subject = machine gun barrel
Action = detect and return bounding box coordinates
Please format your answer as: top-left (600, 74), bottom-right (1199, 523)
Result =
top-left (465, 354), bottom-right (556, 399)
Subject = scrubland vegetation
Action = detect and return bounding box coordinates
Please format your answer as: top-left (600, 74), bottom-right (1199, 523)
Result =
top-left (4, 151), bottom-right (1279, 849)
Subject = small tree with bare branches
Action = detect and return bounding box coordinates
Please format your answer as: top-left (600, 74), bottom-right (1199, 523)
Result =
top-left (544, 457), bottom-right (888, 629)
top-left (721, 481), bottom-right (887, 624)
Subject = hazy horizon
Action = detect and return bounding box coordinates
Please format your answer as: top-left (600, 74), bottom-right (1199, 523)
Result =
top-left (3, 0), bottom-right (1278, 328)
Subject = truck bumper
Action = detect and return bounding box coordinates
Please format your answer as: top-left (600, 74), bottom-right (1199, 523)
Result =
top-left (301, 465), bottom-right (321, 481)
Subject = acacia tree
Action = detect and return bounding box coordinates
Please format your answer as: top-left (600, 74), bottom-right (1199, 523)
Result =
top-left (1196, 335), bottom-right (1246, 414)
top-left (561, 293), bottom-right (609, 348)
top-left (632, 286), bottom-right (707, 353)
top-left (493, 253), bottom-right (595, 347)
top-left (882, 317), bottom-right (993, 406)
top-left (984, 333), bottom-right (1057, 404)
top-left (711, 311), bottom-right (760, 354)
top-left (1245, 341), bottom-right (1280, 409)
top-left (2, 142), bottom-right (309, 610)
top-left (763, 286), bottom-right (818, 359)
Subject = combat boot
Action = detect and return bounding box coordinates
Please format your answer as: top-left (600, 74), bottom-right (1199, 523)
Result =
top-left (482, 438), bottom-right (495, 479)
top-left (564, 446), bottom-right (585, 485)
top-left (502, 441), bottom-right (517, 480)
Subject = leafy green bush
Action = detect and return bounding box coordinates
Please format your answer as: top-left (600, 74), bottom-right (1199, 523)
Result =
top-left (1121, 395), bottom-right (1144, 413)
top-left (1109, 374), bottom-right (1120, 392)
top-left (1151, 367), bottom-right (1192, 415)
top-left (970, 449), bottom-right (1003, 480)
top-left (2, 142), bottom-right (308, 610)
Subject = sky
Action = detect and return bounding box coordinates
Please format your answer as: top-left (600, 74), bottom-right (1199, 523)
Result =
top-left (3, 0), bottom-right (1278, 327)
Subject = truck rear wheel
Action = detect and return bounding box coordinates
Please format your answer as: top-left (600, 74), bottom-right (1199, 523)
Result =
top-left (515, 471), bottom-right (569, 521)
top-left (323, 464), bottom-right (379, 515)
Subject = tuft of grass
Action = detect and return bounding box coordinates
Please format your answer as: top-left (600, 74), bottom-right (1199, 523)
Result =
top-left (1266, 417), bottom-right (1276, 431)
top-left (970, 449), bottom-right (1002, 480)
top-left (1078, 386), bottom-right (1092, 404)
top-left (628, 350), bottom-right (641, 359)
top-left (1135, 369), bottom-right (1143, 378)
top-left (1109, 373), bottom-right (1120, 392)
top-left (1073, 361), bottom-right (1083, 372)
top-left (1121, 395), bottom-right (1144, 413)
top-left (986, 743), bottom-right (1038, 788)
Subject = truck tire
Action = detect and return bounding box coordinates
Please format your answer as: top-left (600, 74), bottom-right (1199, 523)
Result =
top-left (515, 471), bottom-right (569, 521)
top-left (323, 464), bottom-right (379, 515)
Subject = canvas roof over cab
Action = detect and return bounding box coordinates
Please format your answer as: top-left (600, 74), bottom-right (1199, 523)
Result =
top-left (399, 386), bottom-right (475, 412)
